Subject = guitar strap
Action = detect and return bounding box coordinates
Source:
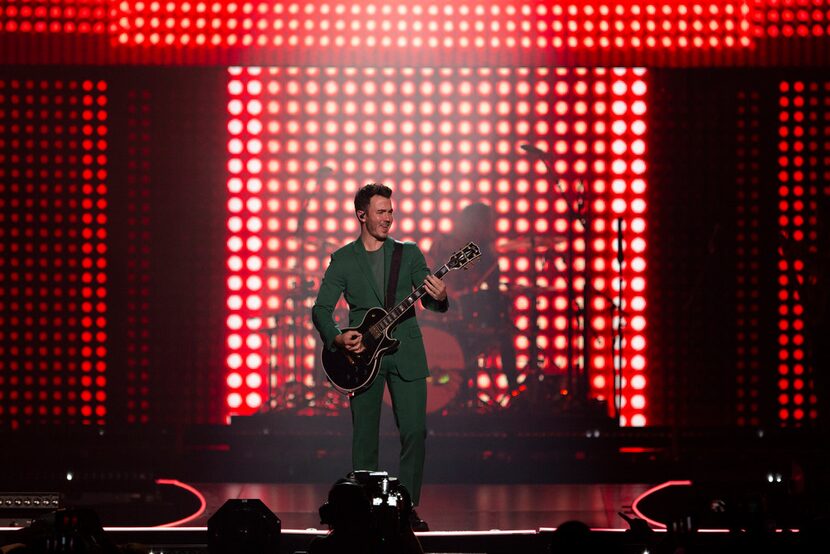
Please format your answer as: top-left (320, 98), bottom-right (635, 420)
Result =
top-left (386, 241), bottom-right (404, 310)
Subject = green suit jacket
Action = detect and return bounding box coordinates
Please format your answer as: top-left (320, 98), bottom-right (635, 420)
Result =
top-left (312, 237), bottom-right (449, 381)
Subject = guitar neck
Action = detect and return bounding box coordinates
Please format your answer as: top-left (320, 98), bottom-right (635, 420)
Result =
top-left (371, 264), bottom-right (450, 335)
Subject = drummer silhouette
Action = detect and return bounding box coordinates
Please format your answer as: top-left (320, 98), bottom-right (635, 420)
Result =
top-left (429, 202), bottom-right (518, 392)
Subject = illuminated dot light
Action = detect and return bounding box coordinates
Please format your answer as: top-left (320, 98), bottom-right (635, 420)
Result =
top-left (226, 67), bottom-right (648, 424)
top-left (775, 79), bottom-right (828, 426)
top-left (734, 88), bottom-right (762, 427)
top-left (0, 78), bottom-right (108, 427)
top-left (112, 1), bottom-right (754, 50)
top-left (0, 0), bottom-right (108, 34)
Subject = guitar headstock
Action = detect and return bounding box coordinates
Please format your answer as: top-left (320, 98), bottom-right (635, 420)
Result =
top-left (447, 242), bottom-right (481, 271)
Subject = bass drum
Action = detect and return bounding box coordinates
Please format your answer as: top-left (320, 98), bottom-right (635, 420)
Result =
top-left (383, 323), bottom-right (465, 414)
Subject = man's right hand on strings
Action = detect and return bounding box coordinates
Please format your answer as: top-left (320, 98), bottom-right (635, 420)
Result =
top-left (334, 330), bottom-right (365, 353)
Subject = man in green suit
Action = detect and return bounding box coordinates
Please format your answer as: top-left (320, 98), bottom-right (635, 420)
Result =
top-left (312, 183), bottom-right (448, 531)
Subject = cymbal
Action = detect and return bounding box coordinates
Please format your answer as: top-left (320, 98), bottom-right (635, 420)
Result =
top-left (495, 235), bottom-right (566, 253)
top-left (301, 236), bottom-right (342, 252)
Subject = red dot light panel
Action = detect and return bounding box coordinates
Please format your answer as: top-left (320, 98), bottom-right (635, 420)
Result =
top-left (0, 78), bottom-right (109, 428)
top-left (224, 67), bottom-right (649, 426)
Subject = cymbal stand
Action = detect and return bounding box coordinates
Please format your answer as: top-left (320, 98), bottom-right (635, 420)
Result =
top-left (254, 314), bottom-right (295, 411)
top-left (528, 233), bottom-right (541, 376)
top-left (260, 324), bottom-right (280, 409)
top-left (275, 168), bottom-right (334, 411)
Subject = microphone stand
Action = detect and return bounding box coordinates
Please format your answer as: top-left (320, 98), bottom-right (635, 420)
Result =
top-left (575, 180), bottom-right (591, 408)
top-left (523, 146), bottom-right (589, 410)
top-left (613, 218), bottom-right (626, 426)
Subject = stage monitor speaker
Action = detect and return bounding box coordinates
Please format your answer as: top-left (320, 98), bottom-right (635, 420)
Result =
top-left (207, 498), bottom-right (281, 554)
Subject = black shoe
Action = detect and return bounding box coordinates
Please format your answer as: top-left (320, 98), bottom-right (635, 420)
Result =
top-left (409, 509), bottom-right (429, 532)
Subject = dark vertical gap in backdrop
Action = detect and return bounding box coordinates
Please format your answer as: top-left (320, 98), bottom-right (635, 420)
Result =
top-left (107, 68), bottom-right (131, 429)
top-left (648, 69), bottom-right (740, 428)
top-left (106, 68), bottom-right (229, 429)
top-left (141, 69), bottom-right (229, 427)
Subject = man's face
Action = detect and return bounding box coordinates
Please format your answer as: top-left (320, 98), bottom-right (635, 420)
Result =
top-left (360, 195), bottom-right (393, 241)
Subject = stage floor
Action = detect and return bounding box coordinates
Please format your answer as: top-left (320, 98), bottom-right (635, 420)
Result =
top-left (189, 482), bottom-right (652, 531)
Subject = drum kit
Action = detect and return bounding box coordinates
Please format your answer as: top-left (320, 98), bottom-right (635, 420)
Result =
top-left (255, 232), bottom-right (571, 415)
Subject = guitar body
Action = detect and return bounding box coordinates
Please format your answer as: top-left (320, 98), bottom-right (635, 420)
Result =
top-left (321, 307), bottom-right (400, 395)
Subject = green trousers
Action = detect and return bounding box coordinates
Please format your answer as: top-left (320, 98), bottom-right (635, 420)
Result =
top-left (349, 355), bottom-right (427, 506)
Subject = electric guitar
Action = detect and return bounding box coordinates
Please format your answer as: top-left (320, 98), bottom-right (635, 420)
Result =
top-left (322, 242), bottom-right (481, 395)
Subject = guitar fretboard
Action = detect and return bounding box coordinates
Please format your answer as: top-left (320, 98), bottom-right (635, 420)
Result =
top-left (367, 264), bottom-right (450, 339)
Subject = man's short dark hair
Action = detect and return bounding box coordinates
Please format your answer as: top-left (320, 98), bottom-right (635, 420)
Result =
top-left (354, 183), bottom-right (392, 216)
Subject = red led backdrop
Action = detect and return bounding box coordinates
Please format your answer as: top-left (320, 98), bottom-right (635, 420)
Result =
top-left (1, 1), bottom-right (829, 65)
top-left (223, 67), bottom-right (649, 426)
top-left (0, 70), bottom-right (826, 430)
top-left (0, 5), bottom-right (827, 432)
top-left (0, 77), bottom-right (108, 428)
